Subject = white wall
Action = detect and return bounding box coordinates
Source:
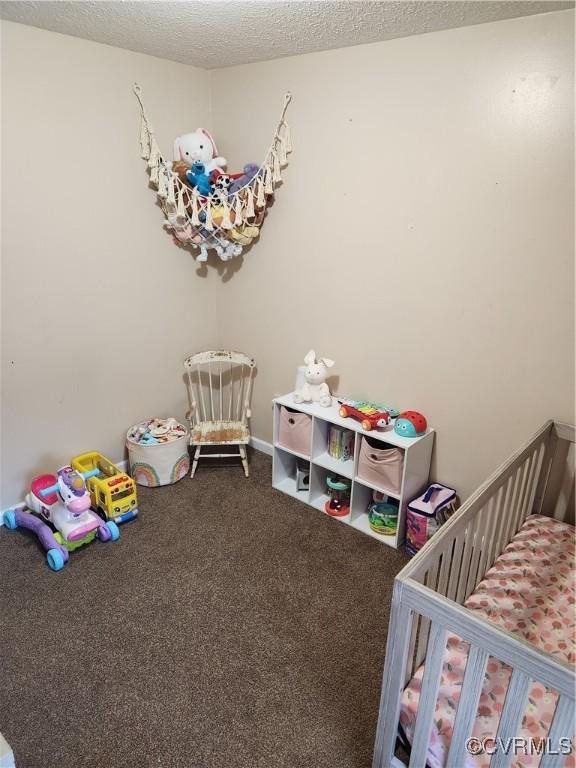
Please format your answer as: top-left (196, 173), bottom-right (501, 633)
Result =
top-left (1, 11), bottom-right (574, 507)
top-left (211, 10), bottom-right (575, 500)
top-left (0, 22), bottom-right (219, 506)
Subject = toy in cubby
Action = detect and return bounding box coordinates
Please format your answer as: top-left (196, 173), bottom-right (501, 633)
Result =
top-left (368, 490), bottom-right (399, 536)
top-left (327, 425), bottom-right (355, 461)
top-left (296, 459), bottom-right (310, 492)
top-left (325, 475), bottom-right (351, 517)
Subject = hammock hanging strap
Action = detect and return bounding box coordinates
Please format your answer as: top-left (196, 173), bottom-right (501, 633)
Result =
top-left (134, 83), bottom-right (155, 160)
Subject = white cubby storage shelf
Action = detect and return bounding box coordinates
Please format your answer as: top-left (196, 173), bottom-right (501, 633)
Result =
top-left (272, 394), bottom-right (435, 549)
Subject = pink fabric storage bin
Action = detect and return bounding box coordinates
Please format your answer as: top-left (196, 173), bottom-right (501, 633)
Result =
top-left (278, 406), bottom-right (312, 457)
top-left (357, 436), bottom-right (404, 494)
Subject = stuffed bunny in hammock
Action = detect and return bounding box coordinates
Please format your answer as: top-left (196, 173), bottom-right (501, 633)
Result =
top-left (173, 128), bottom-right (226, 174)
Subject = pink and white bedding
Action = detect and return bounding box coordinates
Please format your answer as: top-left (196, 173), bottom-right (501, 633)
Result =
top-left (399, 515), bottom-right (575, 768)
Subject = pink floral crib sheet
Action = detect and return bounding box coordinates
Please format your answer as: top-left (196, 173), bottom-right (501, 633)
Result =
top-left (399, 515), bottom-right (575, 768)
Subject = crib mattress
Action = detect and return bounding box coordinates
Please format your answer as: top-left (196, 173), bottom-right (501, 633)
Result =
top-left (399, 514), bottom-right (575, 768)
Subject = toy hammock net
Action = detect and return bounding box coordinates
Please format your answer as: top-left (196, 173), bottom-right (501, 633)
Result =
top-left (133, 84), bottom-right (292, 262)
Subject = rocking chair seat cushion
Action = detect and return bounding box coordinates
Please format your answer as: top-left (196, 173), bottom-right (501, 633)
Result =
top-left (191, 420), bottom-right (250, 445)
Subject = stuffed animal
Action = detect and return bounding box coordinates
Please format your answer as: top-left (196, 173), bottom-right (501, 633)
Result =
top-left (172, 226), bottom-right (196, 244)
top-left (211, 170), bottom-right (232, 196)
top-left (186, 162), bottom-right (212, 196)
top-left (228, 225), bottom-right (259, 246)
top-left (229, 163), bottom-right (260, 195)
top-left (196, 244), bottom-right (209, 263)
top-left (252, 209), bottom-right (265, 227)
top-left (209, 196), bottom-right (233, 227)
top-left (171, 160), bottom-right (192, 186)
top-left (173, 128), bottom-right (226, 174)
top-left (214, 239), bottom-right (243, 262)
top-left (194, 239), bottom-right (242, 263)
top-left (163, 218), bottom-right (203, 246)
top-left (293, 350), bottom-right (335, 408)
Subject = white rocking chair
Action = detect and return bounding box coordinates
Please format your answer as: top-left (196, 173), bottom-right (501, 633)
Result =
top-left (184, 350), bottom-right (255, 478)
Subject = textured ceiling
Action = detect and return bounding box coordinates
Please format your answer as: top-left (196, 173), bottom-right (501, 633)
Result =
top-left (0, 1), bottom-right (573, 69)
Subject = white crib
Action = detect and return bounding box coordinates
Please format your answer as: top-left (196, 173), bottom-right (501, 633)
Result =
top-left (373, 420), bottom-right (575, 768)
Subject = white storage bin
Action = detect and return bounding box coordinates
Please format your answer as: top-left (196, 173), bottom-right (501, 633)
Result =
top-left (357, 436), bottom-right (404, 494)
top-left (127, 420), bottom-right (190, 487)
top-left (278, 406), bottom-right (312, 457)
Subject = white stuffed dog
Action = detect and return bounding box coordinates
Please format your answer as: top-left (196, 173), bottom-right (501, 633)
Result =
top-left (173, 128), bottom-right (227, 174)
top-left (293, 350), bottom-right (335, 408)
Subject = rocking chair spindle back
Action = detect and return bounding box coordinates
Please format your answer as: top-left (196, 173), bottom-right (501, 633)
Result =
top-left (184, 350), bottom-right (255, 478)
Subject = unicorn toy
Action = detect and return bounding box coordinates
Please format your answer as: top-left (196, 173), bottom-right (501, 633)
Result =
top-left (3, 465), bottom-right (119, 571)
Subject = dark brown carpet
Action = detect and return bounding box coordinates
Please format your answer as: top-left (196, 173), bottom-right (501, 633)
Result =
top-left (0, 452), bottom-right (408, 768)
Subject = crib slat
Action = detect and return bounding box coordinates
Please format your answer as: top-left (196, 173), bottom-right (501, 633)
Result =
top-left (539, 696), bottom-right (574, 768)
top-left (415, 616), bottom-right (431, 670)
top-left (504, 456), bottom-right (527, 544)
top-left (455, 521), bottom-right (475, 604)
top-left (476, 489), bottom-right (501, 581)
top-left (465, 501), bottom-right (488, 597)
top-left (500, 462), bottom-right (523, 556)
top-left (446, 530), bottom-right (465, 602)
top-left (436, 540), bottom-right (454, 599)
top-left (408, 623), bottom-right (446, 768)
top-left (525, 441), bottom-right (545, 518)
top-left (492, 474), bottom-right (515, 564)
top-left (373, 600), bottom-right (414, 768)
top-left (426, 559), bottom-right (440, 593)
top-left (511, 457), bottom-right (531, 536)
top-left (475, 495), bottom-right (497, 582)
top-left (490, 668), bottom-right (531, 768)
top-left (533, 426), bottom-right (558, 515)
top-left (517, 449), bottom-right (537, 525)
top-left (486, 483), bottom-right (508, 569)
top-left (415, 561), bottom-right (439, 668)
top-left (462, 513), bottom-right (484, 602)
top-left (413, 613), bottom-right (429, 672)
top-left (404, 611), bottom-right (420, 685)
top-left (445, 645), bottom-right (489, 768)
top-left (522, 445), bottom-right (544, 522)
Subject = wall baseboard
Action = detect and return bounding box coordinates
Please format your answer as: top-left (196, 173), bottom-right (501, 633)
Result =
top-left (249, 436), bottom-right (273, 456)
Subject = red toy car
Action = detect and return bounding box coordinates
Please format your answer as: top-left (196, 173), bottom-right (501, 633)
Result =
top-left (338, 400), bottom-right (392, 431)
